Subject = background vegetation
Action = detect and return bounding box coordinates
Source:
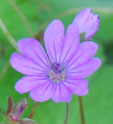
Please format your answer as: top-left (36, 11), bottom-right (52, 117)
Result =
top-left (0, 0), bottom-right (113, 124)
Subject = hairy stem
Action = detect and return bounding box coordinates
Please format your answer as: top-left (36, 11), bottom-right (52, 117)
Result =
top-left (79, 96), bottom-right (85, 124)
top-left (64, 103), bottom-right (69, 124)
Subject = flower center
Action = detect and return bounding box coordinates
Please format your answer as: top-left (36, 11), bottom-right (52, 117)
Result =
top-left (49, 63), bottom-right (65, 83)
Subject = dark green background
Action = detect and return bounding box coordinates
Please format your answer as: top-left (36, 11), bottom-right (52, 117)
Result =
top-left (0, 0), bottom-right (113, 124)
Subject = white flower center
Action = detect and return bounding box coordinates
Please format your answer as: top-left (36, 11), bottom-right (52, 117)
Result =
top-left (49, 63), bottom-right (65, 83)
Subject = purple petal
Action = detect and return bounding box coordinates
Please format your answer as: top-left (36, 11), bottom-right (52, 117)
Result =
top-left (85, 15), bottom-right (100, 40)
top-left (73, 8), bottom-right (91, 29)
top-left (60, 24), bottom-right (80, 64)
top-left (73, 8), bottom-right (100, 40)
top-left (10, 53), bottom-right (47, 75)
top-left (15, 76), bottom-right (47, 94)
top-left (67, 58), bottom-right (101, 78)
top-left (44, 20), bottom-right (64, 63)
top-left (67, 41), bottom-right (98, 70)
top-left (29, 80), bottom-right (55, 102)
top-left (52, 83), bottom-right (72, 103)
top-left (17, 38), bottom-right (50, 69)
top-left (64, 79), bottom-right (88, 96)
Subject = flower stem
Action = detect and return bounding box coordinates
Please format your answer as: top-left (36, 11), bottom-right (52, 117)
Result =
top-left (0, 61), bottom-right (10, 81)
top-left (0, 18), bottom-right (17, 50)
top-left (64, 103), bottom-right (69, 124)
top-left (78, 96), bottom-right (85, 124)
top-left (28, 102), bottom-right (38, 119)
top-left (8, 0), bottom-right (34, 37)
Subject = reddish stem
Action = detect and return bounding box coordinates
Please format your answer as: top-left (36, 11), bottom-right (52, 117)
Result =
top-left (28, 102), bottom-right (37, 119)
top-left (78, 96), bottom-right (85, 124)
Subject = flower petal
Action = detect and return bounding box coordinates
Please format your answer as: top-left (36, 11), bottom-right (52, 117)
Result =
top-left (67, 58), bottom-right (101, 78)
top-left (10, 53), bottom-right (47, 75)
top-left (64, 79), bottom-right (88, 96)
top-left (44, 20), bottom-right (64, 63)
top-left (60, 24), bottom-right (80, 64)
top-left (73, 8), bottom-right (91, 30)
top-left (29, 80), bottom-right (55, 102)
top-left (15, 76), bottom-right (47, 94)
top-left (17, 38), bottom-right (50, 69)
top-left (85, 15), bottom-right (100, 40)
top-left (52, 83), bottom-right (72, 103)
top-left (67, 41), bottom-right (98, 70)
top-left (73, 8), bottom-right (100, 40)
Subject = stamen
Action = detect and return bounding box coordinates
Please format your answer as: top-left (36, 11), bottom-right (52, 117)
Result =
top-left (49, 63), bottom-right (65, 83)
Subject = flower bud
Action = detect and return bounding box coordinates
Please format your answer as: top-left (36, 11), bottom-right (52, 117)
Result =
top-left (73, 8), bottom-right (100, 40)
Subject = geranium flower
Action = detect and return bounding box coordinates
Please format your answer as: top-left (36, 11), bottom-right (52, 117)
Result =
top-left (10, 19), bottom-right (101, 103)
top-left (73, 8), bottom-right (100, 40)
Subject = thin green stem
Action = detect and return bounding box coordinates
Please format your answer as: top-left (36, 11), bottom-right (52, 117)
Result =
top-left (0, 61), bottom-right (10, 81)
top-left (0, 18), bottom-right (17, 50)
top-left (64, 103), bottom-right (69, 124)
top-left (79, 96), bottom-right (85, 124)
top-left (8, 0), bottom-right (34, 37)
top-left (55, 7), bottom-right (113, 19)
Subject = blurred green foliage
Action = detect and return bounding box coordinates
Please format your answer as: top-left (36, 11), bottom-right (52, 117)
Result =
top-left (0, 0), bottom-right (113, 124)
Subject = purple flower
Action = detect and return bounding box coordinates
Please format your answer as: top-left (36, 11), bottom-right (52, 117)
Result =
top-left (10, 20), bottom-right (101, 103)
top-left (73, 8), bottom-right (100, 40)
